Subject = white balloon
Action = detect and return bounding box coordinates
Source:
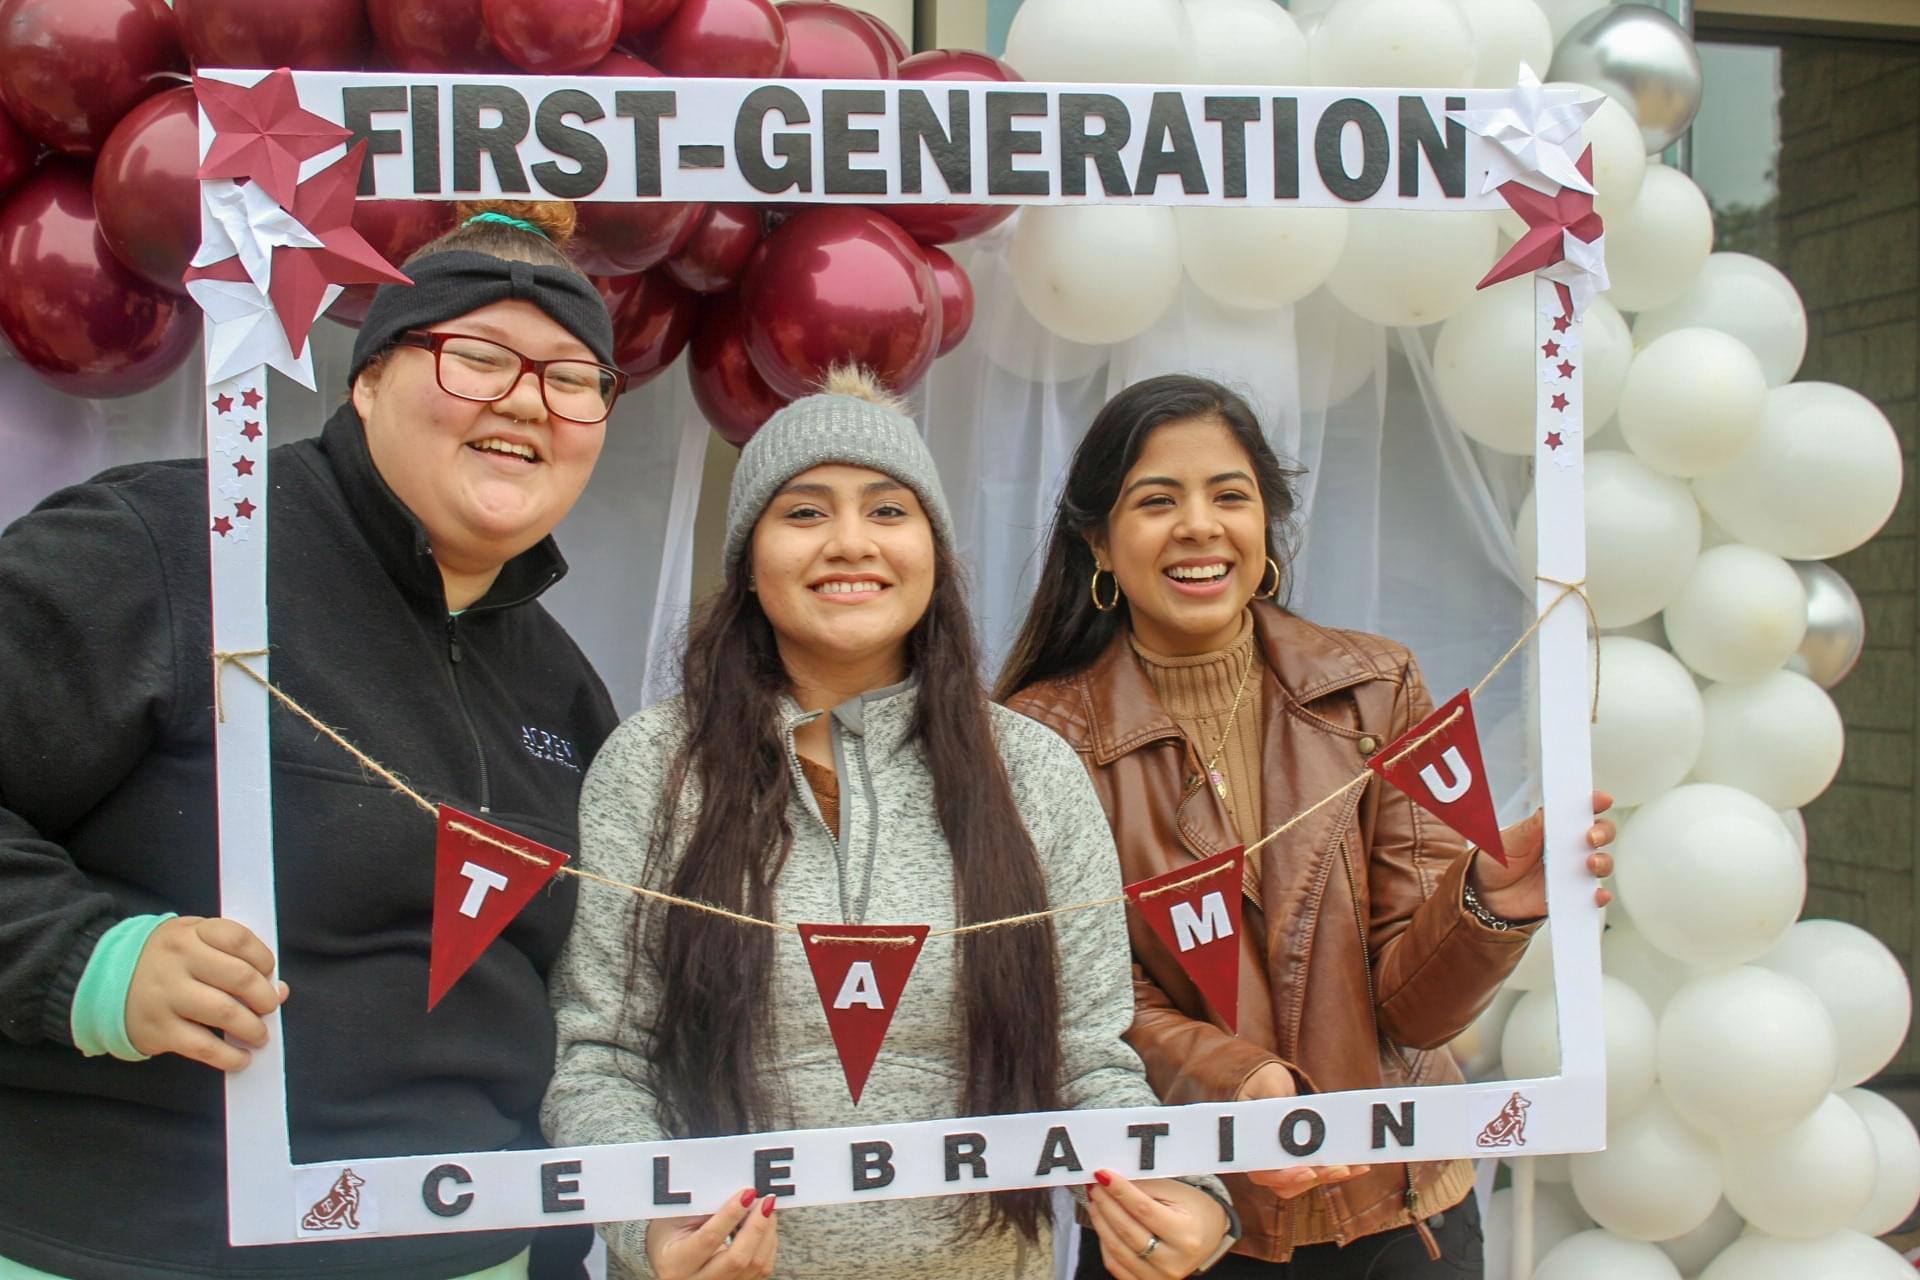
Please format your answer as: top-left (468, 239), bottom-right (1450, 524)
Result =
top-left (1185, 0), bottom-right (1310, 84)
top-left (1535, 0), bottom-right (1608, 41)
top-left (1693, 381), bottom-right (1904, 561)
top-left (1658, 966), bottom-right (1837, 1138)
top-left (1656, 1198), bottom-right (1744, 1276)
top-left (1571, 1094), bottom-right (1722, 1241)
top-left (1515, 452), bottom-right (1700, 628)
top-left (1635, 252), bottom-right (1807, 386)
top-left (1535, 1229), bottom-right (1682, 1280)
top-left (1549, 83), bottom-right (1645, 220)
top-left (1600, 165), bottom-right (1715, 313)
top-left (1662, 545), bottom-right (1809, 684)
top-left (1693, 670), bottom-right (1844, 810)
top-left (1455, 0), bottom-right (1553, 87)
top-left (1002, 0), bottom-right (1196, 81)
top-left (1502, 977), bottom-right (1658, 1116)
top-left (1617, 328), bottom-right (1768, 477)
top-left (1759, 920), bottom-right (1912, 1089)
top-left (1293, 286), bottom-right (1381, 410)
top-left (1011, 206), bottom-right (1183, 345)
top-left (970, 225), bottom-right (1110, 383)
top-left (1450, 985), bottom-right (1521, 1080)
top-left (1326, 209), bottom-right (1499, 327)
top-left (1508, 1151), bottom-right (1576, 1184)
top-left (1701, 1230), bottom-right (1918, 1280)
top-left (1778, 807), bottom-right (1807, 857)
top-left (1720, 1093), bottom-right (1877, 1239)
top-left (1601, 920), bottom-right (1691, 1015)
top-left (1177, 206), bottom-right (1348, 311)
top-left (1485, 1181), bottom-right (1595, 1280)
top-left (1613, 784), bottom-right (1804, 969)
top-left (1841, 1087), bottom-right (1920, 1236)
top-left (1309, 0), bottom-right (1475, 87)
top-left (1437, 279), bottom-right (1631, 455)
top-left (1588, 636), bottom-right (1703, 806)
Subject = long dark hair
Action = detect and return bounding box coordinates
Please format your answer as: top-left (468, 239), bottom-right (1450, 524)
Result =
top-left (994, 374), bottom-right (1303, 701)
top-left (632, 541), bottom-right (1063, 1240)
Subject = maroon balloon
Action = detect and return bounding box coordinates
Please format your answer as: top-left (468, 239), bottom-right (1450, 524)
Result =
top-left (0, 0), bottom-right (184, 155)
top-left (588, 46), bottom-right (663, 76)
top-left (483, 0), bottom-right (619, 73)
top-left (644, 0), bottom-right (786, 78)
top-left (606, 269), bottom-right (698, 386)
top-left (0, 162), bottom-right (198, 397)
top-left (663, 203), bottom-right (761, 294)
top-left (741, 207), bottom-right (940, 399)
top-left (855, 10), bottom-right (909, 64)
top-left (619, 0), bottom-right (683, 43)
top-left (922, 245), bottom-right (974, 358)
top-left (173, 0), bottom-right (370, 70)
top-left (368, 0), bottom-right (507, 71)
top-left (690, 291), bottom-right (788, 446)
top-left (0, 104), bottom-right (36, 202)
top-left (328, 283), bottom-right (378, 329)
top-left (573, 197), bottom-right (704, 277)
top-left (93, 87), bottom-right (198, 294)
top-left (778, 2), bottom-right (895, 79)
top-left (887, 50), bottom-right (1024, 245)
top-left (354, 198), bottom-right (454, 266)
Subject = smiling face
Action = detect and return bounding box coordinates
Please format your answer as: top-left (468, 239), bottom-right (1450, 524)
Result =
top-left (350, 298), bottom-right (607, 586)
top-left (749, 463), bottom-right (937, 691)
top-left (1087, 416), bottom-right (1270, 657)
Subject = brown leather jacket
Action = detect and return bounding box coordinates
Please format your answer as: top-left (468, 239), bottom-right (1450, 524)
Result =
top-left (1007, 603), bottom-right (1532, 1260)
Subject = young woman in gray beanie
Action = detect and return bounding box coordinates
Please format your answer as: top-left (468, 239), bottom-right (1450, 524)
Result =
top-left (543, 368), bottom-right (1237, 1280)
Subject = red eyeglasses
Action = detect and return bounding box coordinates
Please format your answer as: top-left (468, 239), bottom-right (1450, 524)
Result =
top-left (396, 331), bottom-right (629, 425)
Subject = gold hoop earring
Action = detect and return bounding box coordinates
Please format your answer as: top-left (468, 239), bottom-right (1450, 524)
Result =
top-left (1090, 566), bottom-right (1120, 613)
top-left (1254, 556), bottom-right (1282, 601)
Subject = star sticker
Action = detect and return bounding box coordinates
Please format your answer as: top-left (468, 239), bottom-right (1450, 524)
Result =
top-left (1552, 313), bottom-right (1572, 334)
top-left (266, 143), bottom-right (412, 357)
top-left (219, 478), bottom-right (247, 500)
top-left (195, 70), bottom-right (353, 210)
top-left (234, 457), bottom-right (256, 476)
top-left (213, 393), bottom-right (235, 415)
top-left (1545, 431), bottom-right (1564, 449)
top-left (183, 271), bottom-right (323, 389)
top-left (1478, 146), bottom-right (1605, 296)
top-left (241, 387), bottom-right (263, 409)
top-left (1540, 229), bottom-right (1611, 317)
top-left (241, 420), bottom-right (262, 441)
top-left (1448, 65), bottom-right (1600, 196)
top-left (1550, 393), bottom-right (1569, 411)
top-left (228, 521), bottom-right (255, 544)
top-left (1556, 359), bottom-right (1576, 379)
top-left (212, 516), bottom-right (234, 537)
top-left (235, 497), bottom-right (258, 520)
top-left (1541, 340), bottom-right (1560, 358)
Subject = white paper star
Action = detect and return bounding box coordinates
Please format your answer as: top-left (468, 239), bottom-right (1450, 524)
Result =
top-left (186, 276), bottom-right (320, 389)
top-left (1449, 65), bottom-right (1601, 197)
top-left (194, 179), bottom-right (324, 292)
top-left (1540, 231), bottom-right (1610, 317)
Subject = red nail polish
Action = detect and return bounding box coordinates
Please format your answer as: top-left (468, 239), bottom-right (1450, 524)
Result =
top-left (740, 1189), bottom-right (757, 1208)
top-left (760, 1195), bottom-right (776, 1218)
top-left (1094, 1171), bottom-right (1113, 1187)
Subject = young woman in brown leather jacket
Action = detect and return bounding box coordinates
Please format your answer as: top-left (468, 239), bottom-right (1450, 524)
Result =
top-left (996, 375), bottom-right (1616, 1279)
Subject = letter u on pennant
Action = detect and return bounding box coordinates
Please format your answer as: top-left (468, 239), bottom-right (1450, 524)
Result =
top-left (797, 923), bottom-right (929, 1104)
top-left (1122, 846), bottom-right (1244, 1031)
top-left (1367, 689), bottom-right (1508, 864)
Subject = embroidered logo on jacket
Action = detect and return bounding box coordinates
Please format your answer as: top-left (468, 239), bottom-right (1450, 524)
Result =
top-left (520, 725), bottom-right (583, 771)
top-left (300, 1168), bottom-right (367, 1231)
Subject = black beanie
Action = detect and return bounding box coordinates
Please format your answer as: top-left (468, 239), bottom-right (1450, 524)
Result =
top-left (348, 250), bottom-right (616, 387)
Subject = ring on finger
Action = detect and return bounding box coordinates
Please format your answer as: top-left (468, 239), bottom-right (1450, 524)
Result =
top-left (1135, 1234), bottom-right (1160, 1261)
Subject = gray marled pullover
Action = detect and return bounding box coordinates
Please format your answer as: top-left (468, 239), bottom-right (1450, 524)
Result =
top-left (542, 682), bottom-right (1222, 1278)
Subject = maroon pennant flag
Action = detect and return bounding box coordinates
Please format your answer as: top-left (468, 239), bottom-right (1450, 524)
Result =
top-left (429, 806), bottom-right (568, 1010)
top-left (1368, 689), bottom-right (1509, 865)
top-left (1123, 847), bottom-right (1245, 1032)
top-left (797, 923), bottom-right (929, 1105)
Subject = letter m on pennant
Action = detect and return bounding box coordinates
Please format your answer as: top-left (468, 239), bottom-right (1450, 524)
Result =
top-left (1123, 846), bottom-right (1244, 1031)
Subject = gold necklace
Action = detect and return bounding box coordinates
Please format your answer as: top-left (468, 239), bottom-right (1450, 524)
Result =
top-left (1202, 644), bottom-right (1258, 803)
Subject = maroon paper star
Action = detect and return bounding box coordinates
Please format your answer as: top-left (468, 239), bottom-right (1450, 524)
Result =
top-left (241, 387), bottom-right (263, 409)
top-left (266, 143), bottom-right (413, 357)
top-left (195, 70), bottom-right (353, 210)
top-left (1545, 431), bottom-right (1564, 449)
top-left (1550, 393), bottom-right (1569, 412)
top-left (1556, 359), bottom-right (1576, 379)
top-left (1552, 314), bottom-right (1572, 334)
top-left (1541, 340), bottom-right (1560, 358)
top-left (212, 393), bottom-right (235, 415)
top-left (241, 421), bottom-right (262, 441)
top-left (235, 498), bottom-right (258, 520)
top-left (234, 457), bottom-right (256, 476)
top-left (212, 516), bottom-right (235, 537)
top-left (1476, 147), bottom-right (1605, 293)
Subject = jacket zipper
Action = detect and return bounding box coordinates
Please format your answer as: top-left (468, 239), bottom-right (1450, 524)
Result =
top-left (445, 614), bottom-right (492, 812)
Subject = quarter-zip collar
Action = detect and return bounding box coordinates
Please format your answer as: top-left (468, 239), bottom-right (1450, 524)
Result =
top-left (779, 675), bottom-right (920, 755)
top-left (313, 402), bottom-right (569, 615)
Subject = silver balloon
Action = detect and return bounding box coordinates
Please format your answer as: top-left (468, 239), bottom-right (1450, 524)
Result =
top-left (1788, 560), bottom-right (1866, 688)
top-left (1548, 4), bottom-right (1704, 155)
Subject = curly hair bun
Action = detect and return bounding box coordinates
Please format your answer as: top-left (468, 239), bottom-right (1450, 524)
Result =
top-left (453, 199), bottom-right (578, 247)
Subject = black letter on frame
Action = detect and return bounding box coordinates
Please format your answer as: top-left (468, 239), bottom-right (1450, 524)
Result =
top-left (452, 84), bottom-right (531, 193)
top-left (1127, 1122), bottom-right (1171, 1172)
top-left (851, 1140), bottom-right (896, 1191)
top-left (755, 1147), bottom-right (797, 1198)
top-left (532, 90), bottom-right (608, 199)
top-left (540, 1160), bottom-right (586, 1213)
top-left (945, 1132), bottom-right (989, 1182)
top-left (1272, 97), bottom-right (1300, 199)
top-left (1205, 96), bottom-right (1260, 199)
top-left (1372, 1101), bottom-right (1417, 1150)
top-left (1034, 1126), bottom-right (1084, 1176)
top-left (1279, 1109), bottom-right (1327, 1158)
top-left (1398, 96), bottom-right (1466, 198)
top-left (1135, 92), bottom-right (1207, 196)
top-left (899, 87), bottom-right (971, 196)
top-left (823, 89), bottom-right (887, 196)
top-left (986, 90), bottom-right (1049, 196)
top-left (736, 86), bottom-right (812, 195)
top-left (652, 1156), bottom-right (692, 1206)
top-left (1314, 98), bottom-right (1389, 202)
top-left (1218, 1115), bottom-right (1237, 1162)
top-left (343, 85), bottom-right (406, 196)
top-left (411, 85), bottom-right (442, 194)
top-left (615, 91), bottom-right (675, 197)
top-left (1058, 93), bottom-right (1132, 197)
top-left (422, 1163), bottom-right (474, 1217)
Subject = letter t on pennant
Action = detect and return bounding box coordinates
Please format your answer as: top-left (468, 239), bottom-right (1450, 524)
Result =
top-left (429, 806), bottom-right (568, 1009)
top-left (1367, 689), bottom-right (1508, 864)
top-left (1123, 847), bottom-right (1244, 1031)
top-left (797, 923), bottom-right (929, 1105)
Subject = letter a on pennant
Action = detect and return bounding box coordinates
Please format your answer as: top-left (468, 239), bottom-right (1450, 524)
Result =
top-left (429, 805), bottom-right (569, 1009)
top-left (1367, 689), bottom-right (1508, 864)
top-left (1122, 846), bottom-right (1244, 1031)
top-left (797, 923), bottom-right (929, 1105)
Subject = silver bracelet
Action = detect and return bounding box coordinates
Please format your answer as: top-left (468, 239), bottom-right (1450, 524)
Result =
top-left (1462, 880), bottom-right (1516, 932)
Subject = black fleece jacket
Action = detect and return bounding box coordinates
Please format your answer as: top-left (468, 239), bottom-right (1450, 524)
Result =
top-left (0, 404), bottom-right (617, 1278)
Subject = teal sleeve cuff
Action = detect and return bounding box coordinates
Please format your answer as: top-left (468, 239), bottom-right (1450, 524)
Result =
top-left (70, 914), bottom-right (176, 1061)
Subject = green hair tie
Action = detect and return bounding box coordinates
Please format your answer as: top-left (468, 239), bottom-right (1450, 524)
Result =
top-left (464, 211), bottom-right (551, 240)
